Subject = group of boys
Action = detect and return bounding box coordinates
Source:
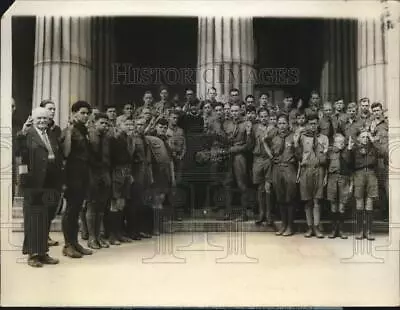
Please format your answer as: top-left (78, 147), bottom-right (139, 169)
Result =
top-left (19, 85), bottom-right (389, 263)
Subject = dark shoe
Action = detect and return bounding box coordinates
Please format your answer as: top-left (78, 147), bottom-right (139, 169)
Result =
top-left (74, 243), bottom-right (93, 255)
top-left (98, 238), bottom-right (110, 248)
top-left (130, 234), bottom-right (142, 240)
top-left (109, 234), bottom-right (121, 245)
top-left (365, 231), bottom-right (375, 241)
top-left (355, 210), bottom-right (364, 240)
top-left (139, 232), bottom-right (152, 239)
top-left (365, 211), bottom-right (375, 241)
top-left (282, 226), bottom-right (294, 236)
top-left (255, 216), bottom-right (266, 225)
top-left (28, 255), bottom-right (43, 268)
top-left (304, 226), bottom-right (314, 238)
top-left (81, 231), bottom-right (89, 241)
top-left (275, 224), bottom-right (287, 236)
top-left (48, 237), bottom-right (59, 247)
top-left (328, 221), bottom-right (338, 239)
top-left (117, 234), bottom-right (133, 243)
top-left (337, 215), bottom-right (348, 239)
top-left (40, 254), bottom-right (60, 265)
top-left (314, 225), bottom-right (324, 238)
top-left (87, 238), bottom-right (101, 250)
top-left (62, 246), bottom-right (83, 258)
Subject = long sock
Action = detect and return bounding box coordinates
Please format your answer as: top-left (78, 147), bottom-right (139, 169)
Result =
top-left (305, 202), bottom-right (313, 226)
top-left (313, 202), bottom-right (321, 226)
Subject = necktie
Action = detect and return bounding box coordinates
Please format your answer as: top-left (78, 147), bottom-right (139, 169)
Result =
top-left (42, 131), bottom-right (55, 160)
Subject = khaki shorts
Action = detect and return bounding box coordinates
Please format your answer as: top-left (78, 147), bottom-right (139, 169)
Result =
top-left (327, 173), bottom-right (351, 204)
top-left (252, 156), bottom-right (272, 185)
top-left (353, 169), bottom-right (378, 199)
top-left (299, 166), bottom-right (325, 201)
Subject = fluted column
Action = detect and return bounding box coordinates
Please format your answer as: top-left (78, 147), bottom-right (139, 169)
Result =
top-left (32, 17), bottom-right (92, 129)
top-left (357, 18), bottom-right (387, 106)
top-left (384, 5), bottom-right (400, 118)
top-left (320, 19), bottom-right (358, 103)
top-left (92, 17), bottom-right (115, 110)
top-left (197, 17), bottom-right (255, 102)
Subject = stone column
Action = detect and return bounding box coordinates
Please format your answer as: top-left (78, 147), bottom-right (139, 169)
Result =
top-left (197, 17), bottom-right (255, 102)
top-left (357, 18), bottom-right (387, 106)
top-left (320, 19), bottom-right (358, 103)
top-left (32, 17), bottom-right (92, 129)
top-left (92, 17), bottom-right (115, 110)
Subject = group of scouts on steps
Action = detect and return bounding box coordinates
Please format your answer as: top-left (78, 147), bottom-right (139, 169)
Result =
top-left (16, 85), bottom-right (388, 268)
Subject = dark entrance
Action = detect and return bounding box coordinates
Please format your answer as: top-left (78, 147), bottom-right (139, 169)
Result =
top-left (113, 17), bottom-right (198, 108)
top-left (254, 18), bottom-right (325, 104)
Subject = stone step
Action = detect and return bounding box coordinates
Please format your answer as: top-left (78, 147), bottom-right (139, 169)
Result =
top-left (11, 217), bottom-right (389, 233)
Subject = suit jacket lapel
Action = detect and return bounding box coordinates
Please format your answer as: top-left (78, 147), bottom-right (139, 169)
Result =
top-left (30, 127), bottom-right (48, 150)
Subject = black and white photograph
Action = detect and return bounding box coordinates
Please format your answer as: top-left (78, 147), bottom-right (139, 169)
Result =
top-left (1, 0), bottom-right (400, 307)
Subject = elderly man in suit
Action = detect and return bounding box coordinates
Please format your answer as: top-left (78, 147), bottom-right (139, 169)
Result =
top-left (17, 107), bottom-right (63, 267)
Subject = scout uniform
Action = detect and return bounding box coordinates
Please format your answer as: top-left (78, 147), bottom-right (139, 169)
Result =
top-left (326, 143), bottom-right (353, 239)
top-left (296, 129), bottom-right (329, 238)
top-left (129, 132), bottom-right (153, 237)
top-left (250, 122), bottom-right (275, 225)
top-left (61, 121), bottom-right (93, 258)
top-left (222, 118), bottom-right (252, 220)
top-left (353, 133), bottom-right (384, 240)
top-left (270, 129), bottom-right (297, 236)
top-left (86, 127), bottom-right (112, 249)
top-left (109, 131), bottom-right (135, 245)
top-left (166, 125), bottom-right (186, 184)
top-left (319, 115), bottom-right (339, 143)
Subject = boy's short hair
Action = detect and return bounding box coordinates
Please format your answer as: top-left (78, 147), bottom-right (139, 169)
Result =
top-left (71, 100), bottom-right (91, 113)
top-left (347, 102), bottom-right (357, 109)
top-left (94, 112), bottom-right (109, 121)
top-left (258, 108), bottom-right (268, 115)
top-left (277, 113), bottom-right (289, 122)
top-left (371, 102), bottom-right (383, 110)
top-left (307, 112), bottom-right (319, 122)
top-left (333, 133), bottom-right (345, 141)
top-left (39, 99), bottom-right (55, 108)
top-left (156, 118), bottom-right (169, 126)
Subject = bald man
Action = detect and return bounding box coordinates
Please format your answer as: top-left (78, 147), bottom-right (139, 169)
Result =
top-left (17, 107), bottom-right (63, 267)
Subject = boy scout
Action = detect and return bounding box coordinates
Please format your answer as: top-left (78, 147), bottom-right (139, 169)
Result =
top-left (270, 114), bottom-right (297, 236)
top-left (340, 102), bottom-right (358, 141)
top-left (222, 103), bottom-right (252, 221)
top-left (109, 118), bottom-right (135, 245)
top-left (355, 97), bottom-right (372, 133)
top-left (351, 130), bottom-right (384, 240)
top-left (250, 108), bottom-right (274, 226)
top-left (61, 101), bottom-right (93, 258)
top-left (295, 113), bottom-right (329, 238)
top-left (370, 102), bottom-right (389, 203)
top-left (305, 91), bottom-right (321, 118)
top-left (326, 134), bottom-right (353, 239)
top-left (319, 102), bottom-right (339, 143)
top-left (86, 113), bottom-right (112, 249)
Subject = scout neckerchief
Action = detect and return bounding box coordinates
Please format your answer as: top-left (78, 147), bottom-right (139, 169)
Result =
top-left (276, 129), bottom-right (290, 156)
top-left (303, 128), bottom-right (319, 151)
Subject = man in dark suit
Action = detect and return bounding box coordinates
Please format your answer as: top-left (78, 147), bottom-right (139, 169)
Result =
top-left (60, 100), bottom-right (93, 258)
top-left (17, 107), bottom-right (62, 267)
top-left (39, 99), bottom-right (62, 247)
